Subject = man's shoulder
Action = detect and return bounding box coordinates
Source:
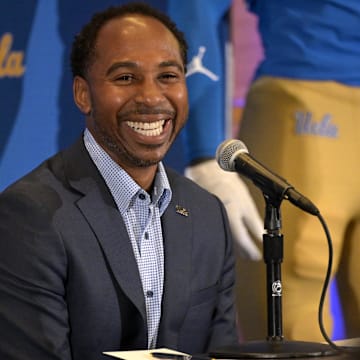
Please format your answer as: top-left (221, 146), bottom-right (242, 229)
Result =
top-left (1, 138), bottom-right (86, 196)
top-left (0, 156), bottom-right (63, 210)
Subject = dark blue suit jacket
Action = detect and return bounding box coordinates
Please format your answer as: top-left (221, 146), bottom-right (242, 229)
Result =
top-left (0, 138), bottom-right (238, 360)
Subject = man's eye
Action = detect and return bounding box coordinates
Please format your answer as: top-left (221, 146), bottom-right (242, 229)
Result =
top-left (114, 74), bottom-right (134, 82)
top-left (160, 73), bottom-right (178, 81)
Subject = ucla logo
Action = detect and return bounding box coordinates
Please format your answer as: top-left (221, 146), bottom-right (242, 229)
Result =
top-left (0, 32), bottom-right (26, 78)
top-left (295, 111), bottom-right (338, 138)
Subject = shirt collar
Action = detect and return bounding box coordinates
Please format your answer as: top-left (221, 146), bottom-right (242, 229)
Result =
top-left (83, 129), bottom-right (172, 215)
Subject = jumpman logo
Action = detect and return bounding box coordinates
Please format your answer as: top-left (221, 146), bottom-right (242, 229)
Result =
top-left (186, 46), bottom-right (219, 81)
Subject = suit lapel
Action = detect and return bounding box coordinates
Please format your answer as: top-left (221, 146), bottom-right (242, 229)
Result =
top-left (76, 189), bottom-right (146, 319)
top-left (157, 178), bottom-right (193, 348)
top-left (62, 139), bottom-right (146, 320)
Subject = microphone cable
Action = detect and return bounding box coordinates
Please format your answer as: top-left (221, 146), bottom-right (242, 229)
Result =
top-left (316, 212), bottom-right (360, 355)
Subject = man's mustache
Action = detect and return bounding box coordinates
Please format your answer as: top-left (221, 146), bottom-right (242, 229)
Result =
top-left (117, 106), bottom-right (176, 119)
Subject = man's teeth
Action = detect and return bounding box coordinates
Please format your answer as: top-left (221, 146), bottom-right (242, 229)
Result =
top-left (127, 120), bottom-right (165, 136)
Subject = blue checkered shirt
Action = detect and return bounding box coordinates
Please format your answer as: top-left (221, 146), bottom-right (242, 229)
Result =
top-left (84, 129), bottom-right (172, 349)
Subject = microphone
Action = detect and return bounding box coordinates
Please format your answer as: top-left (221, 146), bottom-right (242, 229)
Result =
top-left (216, 139), bottom-right (319, 215)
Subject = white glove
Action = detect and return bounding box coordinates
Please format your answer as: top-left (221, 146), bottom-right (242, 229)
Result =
top-left (185, 159), bottom-right (264, 260)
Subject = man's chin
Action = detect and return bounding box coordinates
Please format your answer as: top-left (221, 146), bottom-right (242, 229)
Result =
top-left (122, 150), bottom-right (165, 168)
top-left (134, 158), bottom-right (161, 168)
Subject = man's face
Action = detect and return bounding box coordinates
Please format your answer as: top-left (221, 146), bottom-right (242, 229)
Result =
top-left (75, 14), bottom-right (188, 169)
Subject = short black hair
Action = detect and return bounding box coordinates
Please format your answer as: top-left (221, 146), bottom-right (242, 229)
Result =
top-left (70, 2), bottom-right (188, 78)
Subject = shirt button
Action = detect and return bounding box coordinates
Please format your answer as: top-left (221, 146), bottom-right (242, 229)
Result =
top-left (146, 290), bottom-right (154, 298)
top-left (138, 193), bottom-right (146, 200)
top-left (144, 232), bottom-right (149, 240)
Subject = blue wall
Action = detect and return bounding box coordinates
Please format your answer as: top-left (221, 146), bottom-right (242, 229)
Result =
top-left (0, 0), bottom-right (186, 191)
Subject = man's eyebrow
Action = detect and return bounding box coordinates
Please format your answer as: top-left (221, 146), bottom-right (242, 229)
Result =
top-left (106, 60), bottom-right (185, 76)
top-left (106, 61), bottom-right (137, 76)
top-left (159, 60), bottom-right (184, 73)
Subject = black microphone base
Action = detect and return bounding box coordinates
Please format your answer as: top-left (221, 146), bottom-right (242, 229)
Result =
top-left (209, 339), bottom-right (338, 358)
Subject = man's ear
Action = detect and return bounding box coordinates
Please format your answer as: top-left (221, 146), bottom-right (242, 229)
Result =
top-left (73, 76), bottom-right (91, 115)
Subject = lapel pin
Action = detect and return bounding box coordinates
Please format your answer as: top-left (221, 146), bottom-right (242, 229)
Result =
top-left (175, 205), bottom-right (189, 217)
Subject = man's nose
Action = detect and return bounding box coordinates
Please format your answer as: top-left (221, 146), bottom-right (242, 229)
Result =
top-left (134, 79), bottom-right (165, 105)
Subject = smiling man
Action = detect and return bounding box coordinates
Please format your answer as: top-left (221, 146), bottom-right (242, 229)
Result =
top-left (72, 9), bottom-right (189, 188)
top-left (0, 3), bottom-right (239, 360)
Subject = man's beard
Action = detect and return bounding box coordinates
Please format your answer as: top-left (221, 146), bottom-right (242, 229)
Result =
top-left (93, 120), bottom-right (164, 168)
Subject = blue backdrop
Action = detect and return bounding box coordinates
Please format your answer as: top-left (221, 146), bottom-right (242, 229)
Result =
top-left (0, 0), bottom-right (189, 191)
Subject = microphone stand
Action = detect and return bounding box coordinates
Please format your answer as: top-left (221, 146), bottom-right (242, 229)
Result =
top-left (263, 196), bottom-right (284, 342)
top-left (211, 195), bottom-right (337, 358)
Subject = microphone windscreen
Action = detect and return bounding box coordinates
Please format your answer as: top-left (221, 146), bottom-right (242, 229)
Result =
top-left (216, 139), bottom-right (248, 171)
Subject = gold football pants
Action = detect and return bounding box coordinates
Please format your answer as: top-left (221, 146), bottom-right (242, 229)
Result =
top-left (237, 76), bottom-right (360, 341)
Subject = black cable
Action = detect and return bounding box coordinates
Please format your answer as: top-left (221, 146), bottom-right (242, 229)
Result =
top-left (317, 212), bottom-right (360, 355)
